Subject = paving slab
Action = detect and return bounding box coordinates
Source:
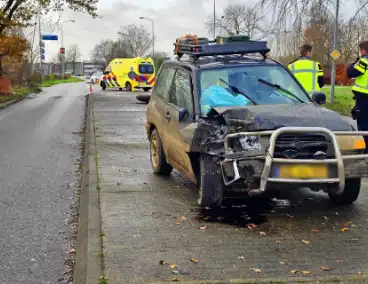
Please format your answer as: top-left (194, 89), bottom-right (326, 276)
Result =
top-left (92, 89), bottom-right (368, 284)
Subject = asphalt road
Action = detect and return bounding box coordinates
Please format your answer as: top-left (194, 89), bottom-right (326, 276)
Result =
top-left (0, 83), bottom-right (87, 284)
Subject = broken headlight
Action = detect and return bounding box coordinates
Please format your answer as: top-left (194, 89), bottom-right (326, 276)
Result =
top-left (239, 135), bottom-right (262, 151)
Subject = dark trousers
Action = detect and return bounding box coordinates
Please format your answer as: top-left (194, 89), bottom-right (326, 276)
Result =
top-left (354, 92), bottom-right (368, 151)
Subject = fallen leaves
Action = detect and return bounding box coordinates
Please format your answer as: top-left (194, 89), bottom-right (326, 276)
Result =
top-left (171, 278), bottom-right (180, 282)
top-left (311, 229), bottom-right (320, 233)
top-left (320, 266), bottom-right (330, 271)
top-left (259, 231), bottom-right (266, 236)
top-left (301, 240), bottom-right (311, 244)
top-left (357, 272), bottom-right (362, 275)
top-left (176, 216), bottom-right (187, 225)
top-left (190, 258), bottom-right (199, 263)
top-left (159, 260), bottom-right (168, 265)
top-left (249, 268), bottom-right (262, 273)
top-left (199, 225), bottom-right (207, 230)
top-left (290, 269), bottom-right (312, 275)
top-left (340, 228), bottom-right (349, 232)
top-left (238, 256), bottom-right (245, 261)
top-left (247, 223), bottom-right (258, 229)
top-left (169, 264), bottom-right (177, 269)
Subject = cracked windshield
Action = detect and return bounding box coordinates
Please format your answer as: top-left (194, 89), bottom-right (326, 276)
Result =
top-left (1, 0), bottom-right (368, 283)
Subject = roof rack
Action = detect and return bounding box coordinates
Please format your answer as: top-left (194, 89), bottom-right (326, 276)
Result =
top-left (173, 35), bottom-right (270, 60)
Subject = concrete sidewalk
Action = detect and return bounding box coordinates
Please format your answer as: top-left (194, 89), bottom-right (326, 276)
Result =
top-left (90, 89), bottom-right (368, 284)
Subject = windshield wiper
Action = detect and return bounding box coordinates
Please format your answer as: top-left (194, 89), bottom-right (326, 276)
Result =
top-left (257, 78), bottom-right (304, 103)
top-left (219, 79), bottom-right (257, 105)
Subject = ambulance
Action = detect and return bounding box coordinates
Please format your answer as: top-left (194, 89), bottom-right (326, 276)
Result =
top-left (100, 57), bottom-right (156, 92)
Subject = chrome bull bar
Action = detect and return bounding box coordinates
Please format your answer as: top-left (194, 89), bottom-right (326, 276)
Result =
top-left (221, 127), bottom-right (368, 195)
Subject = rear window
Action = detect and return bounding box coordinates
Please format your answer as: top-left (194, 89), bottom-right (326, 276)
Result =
top-left (139, 64), bottom-right (154, 74)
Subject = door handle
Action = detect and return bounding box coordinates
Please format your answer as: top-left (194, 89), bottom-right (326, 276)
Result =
top-left (165, 111), bottom-right (171, 120)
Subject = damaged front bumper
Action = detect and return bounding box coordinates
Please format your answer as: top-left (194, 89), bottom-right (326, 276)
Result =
top-left (221, 127), bottom-right (368, 195)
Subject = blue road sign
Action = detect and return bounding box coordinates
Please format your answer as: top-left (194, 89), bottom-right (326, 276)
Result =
top-left (41, 54), bottom-right (45, 60)
top-left (41, 34), bottom-right (58, 41)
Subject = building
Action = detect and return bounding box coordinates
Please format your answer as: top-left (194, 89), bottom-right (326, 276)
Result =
top-left (65, 62), bottom-right (83, 75)
top-left (83, 60), bottom-right (106, 76)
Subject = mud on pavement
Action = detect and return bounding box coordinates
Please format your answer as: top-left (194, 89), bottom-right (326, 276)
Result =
top-left (90, 88), bottom-right (368, 283)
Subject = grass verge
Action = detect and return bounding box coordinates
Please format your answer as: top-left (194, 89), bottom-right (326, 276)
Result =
top-left (40, 76), bottom-right (83, 87)
top-left (0, 86), bottom-right (42, 104)
top-left (322, 86), bottom-right (354, 116)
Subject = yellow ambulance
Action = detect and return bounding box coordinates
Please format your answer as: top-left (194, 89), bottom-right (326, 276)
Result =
top-left (100, 57), bottom-right (156, 92)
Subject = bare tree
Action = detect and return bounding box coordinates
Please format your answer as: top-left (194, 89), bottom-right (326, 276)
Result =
top-left (91, 39), bottom-right (115, 62)
top-left (67, 44), bottom-right (81, 74)
top-left (205, 4), bottom-right (266, 39)
top-left (90, 39), bottom-right (131, 63)
top-left (118, 24), bottom-right (153, 57)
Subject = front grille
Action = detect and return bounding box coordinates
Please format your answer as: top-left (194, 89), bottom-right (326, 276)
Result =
top-left (272, 134), bottom-right (330, 159)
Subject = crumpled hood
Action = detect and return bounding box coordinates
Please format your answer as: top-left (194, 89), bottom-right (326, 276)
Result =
top-left (209, 103), bottom-right (354, 131)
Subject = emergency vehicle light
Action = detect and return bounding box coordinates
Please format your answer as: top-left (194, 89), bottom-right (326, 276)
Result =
top-left (174, 36), bottom-right (270, 59)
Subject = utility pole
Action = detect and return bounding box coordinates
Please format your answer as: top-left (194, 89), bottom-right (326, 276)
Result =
top-left (330, 0), bottom-right (340, 102)
top-left (61, 23), bottom-right (64, 79)
top-left (213, 0), bottom-right (216, 39)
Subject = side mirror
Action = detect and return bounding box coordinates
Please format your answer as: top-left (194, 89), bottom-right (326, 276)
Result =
top-left (178, 108), bottom-right (189, 122)
top-left (312, 92), bottom-right (326, 105)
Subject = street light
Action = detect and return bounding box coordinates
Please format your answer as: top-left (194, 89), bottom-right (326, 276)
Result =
top-left (213, 0), bottom-right (216, 39)
top-left (59, 20), bottom-right (75, 79)
top-left (139, 17), bottom-right (155, 58)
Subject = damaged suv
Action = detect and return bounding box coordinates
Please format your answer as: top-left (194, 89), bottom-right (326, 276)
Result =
top-left (145, 35), bottom-right (368, 208)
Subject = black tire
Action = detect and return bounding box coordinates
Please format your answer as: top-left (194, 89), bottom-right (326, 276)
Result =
top-left (197, 154), bottom-right (224, 208)
top-left (126, 82), bottom-right (132, 92)
top-left (143, 88), bottom-right (151, 92)
top-left (149, 129), bottom-right (172, 176)
top-left (329, 178), bottom-right (361, 205)
top-left (136, 94), bottom-right (150, 104)
top-left (119, 88), bottom-right (123, 91)
top-left (101, 82), bottom-right (106, 91)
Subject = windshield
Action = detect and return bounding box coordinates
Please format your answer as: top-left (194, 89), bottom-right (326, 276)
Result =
top-left (139, 64), bottom-right (154, 74)
top-left (199, 65), bottom-right (311, 116)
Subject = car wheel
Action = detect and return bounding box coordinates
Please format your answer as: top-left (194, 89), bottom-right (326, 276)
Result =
top-left (143, 88), bottom-right (151, 92)
top-left (150, 129), bottom-right (172, 176)
top-left (126, 82), bottom-right (132, 92)
top-left (197, 154), bottom-right (224, 208)
top-left (329, 178), bottom-right (361, 205)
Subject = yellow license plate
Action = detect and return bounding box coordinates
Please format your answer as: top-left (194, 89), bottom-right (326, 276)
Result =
top-left (277, 164), bottom-right (328, 179)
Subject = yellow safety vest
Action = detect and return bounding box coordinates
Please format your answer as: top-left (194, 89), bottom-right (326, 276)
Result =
top-left (352, 57), bottom-right (368, 94)
top-left (288, 58), bottom-right (323, 95)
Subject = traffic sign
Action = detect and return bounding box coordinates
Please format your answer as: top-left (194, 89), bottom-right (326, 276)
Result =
top-left (60, 47), bottom-right (65, 54)
top-left (330, 49), bottom-right (341, 61)
top-left (40, 41), bottom-right (45, 61)
top-left (41, 34), bottom-right (58, 41)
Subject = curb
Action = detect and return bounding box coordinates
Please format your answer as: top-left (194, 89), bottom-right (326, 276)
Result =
top-left (0, 98), bottom-right (18, 109)
top-left (73, 93), bottom-right (103, 284)
top-left (148, 274), bottom-right (368, 284)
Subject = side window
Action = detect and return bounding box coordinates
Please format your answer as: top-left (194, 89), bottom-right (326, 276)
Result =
top-left (170, 68), bottom-right (193, 115)
top-left (155, 66), bottom-right (176, 101)
top-left (105, 65), bottom-right (112, 72)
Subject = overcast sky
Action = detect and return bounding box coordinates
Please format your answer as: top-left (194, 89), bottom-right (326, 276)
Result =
top-left (42, 0), bottom-right (233, 61)
top-left (41, 0), bottom-right (355, 62)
